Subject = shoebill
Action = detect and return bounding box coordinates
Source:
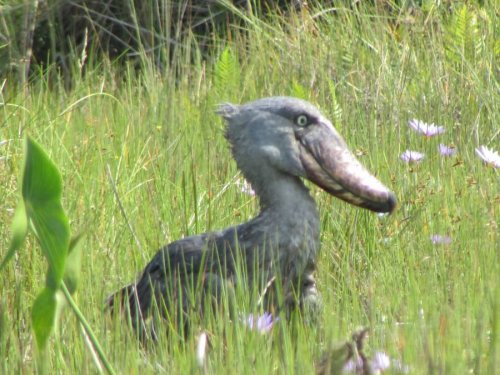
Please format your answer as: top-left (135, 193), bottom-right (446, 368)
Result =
top-left (108, 97), bottom-right (396, 339)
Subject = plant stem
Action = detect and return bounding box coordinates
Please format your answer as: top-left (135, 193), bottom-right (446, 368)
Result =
top-left (61, 282), bottom-right (116, 375)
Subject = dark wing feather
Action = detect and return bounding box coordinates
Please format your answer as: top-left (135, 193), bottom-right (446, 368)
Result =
top-left (107, 226), bottom-right (242, 337)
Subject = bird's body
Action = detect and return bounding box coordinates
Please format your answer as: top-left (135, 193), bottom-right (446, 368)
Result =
top-left (109, 97), bottom-right (396, 338)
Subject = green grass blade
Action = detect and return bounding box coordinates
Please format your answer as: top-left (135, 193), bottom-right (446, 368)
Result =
top-left (61, 282), bottom-right (116, 375)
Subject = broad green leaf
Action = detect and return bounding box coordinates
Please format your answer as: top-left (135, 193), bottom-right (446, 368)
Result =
top-left (28, 201), bottom-right (70, 289)
top-left (63, 233), bottom-right (84, 295)
top-left (32, 287), bottom-right (60, 350)
top-left (22, 137), bottom-right (70, 289)
top-left (0, 200), bottom-right (28, 271)
top-left (23, 138), bottom-right (63, 202)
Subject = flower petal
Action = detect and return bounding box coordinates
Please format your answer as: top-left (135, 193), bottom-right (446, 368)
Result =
top-left (236, 178), bottom-right (256, 196)
top-left (431, 234), bottom-right (452, 245)
top-left (371, 352), bottom-right (391, 371)
top-left (242, 312), bottom-right (277, 334)
top-left (400, 150), bottom-right (425, 163)
top-left (408, 119), bottom-right (445, 137)
top-left (439, 144), bottom-right (457, 157)
top-left (475, 145), bottom-right (500, 168)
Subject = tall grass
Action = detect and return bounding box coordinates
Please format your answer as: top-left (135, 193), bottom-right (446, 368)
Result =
top-left (1, 1), bottom-right (498, 373)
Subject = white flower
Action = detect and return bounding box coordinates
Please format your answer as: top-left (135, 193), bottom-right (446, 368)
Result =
top-left (196, 332), bottom-right (208, 368)
top-left (408, 119), bottom-right (445, 137)
top-left (475, 145), bottom-right (500, 168)
top-left (400, 150), bottom-right (425, 164)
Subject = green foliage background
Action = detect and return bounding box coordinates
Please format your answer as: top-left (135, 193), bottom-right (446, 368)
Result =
top-left (0, 1), bottom-right (498, 373)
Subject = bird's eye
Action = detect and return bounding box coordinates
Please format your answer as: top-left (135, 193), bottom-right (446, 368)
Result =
top-left (295, 115), bottom-right (309, 127)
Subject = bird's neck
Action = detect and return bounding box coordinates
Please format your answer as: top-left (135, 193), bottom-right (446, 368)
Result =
top-left (256, 172), bottom-right (316, 215)
top-left (240, 172), bottom-right (321, 292)
top-left (248, 171), bottom-right (321, 256)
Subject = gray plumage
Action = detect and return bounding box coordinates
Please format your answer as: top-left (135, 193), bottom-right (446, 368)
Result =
top-left (108, 97), bottom-right (396, 339)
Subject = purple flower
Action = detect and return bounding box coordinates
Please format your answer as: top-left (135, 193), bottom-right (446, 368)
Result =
top-left (343, 352), bottom-right (392, 373)
top-left (343, 357), bottom-right (363, 373)
top-left (438, 144), bottom-right (457, 157)
top-left (408, 119), bottom-right (445, 137)
top-left (371, 352), bottom-right (391, 372)
top-left (236, 178), bottom-right (256, 196)
top-left (431, 234), bottom-right (452, 245)
top-left (400, 150), bottom-right (425, 164)
top-left (243, 312), bottom-right (277, 334)
top-left (475, 145), bottom-right (500, 168)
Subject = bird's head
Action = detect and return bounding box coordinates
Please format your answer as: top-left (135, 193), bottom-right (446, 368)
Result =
top-left (218, 97), bottom-right (396, 214)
